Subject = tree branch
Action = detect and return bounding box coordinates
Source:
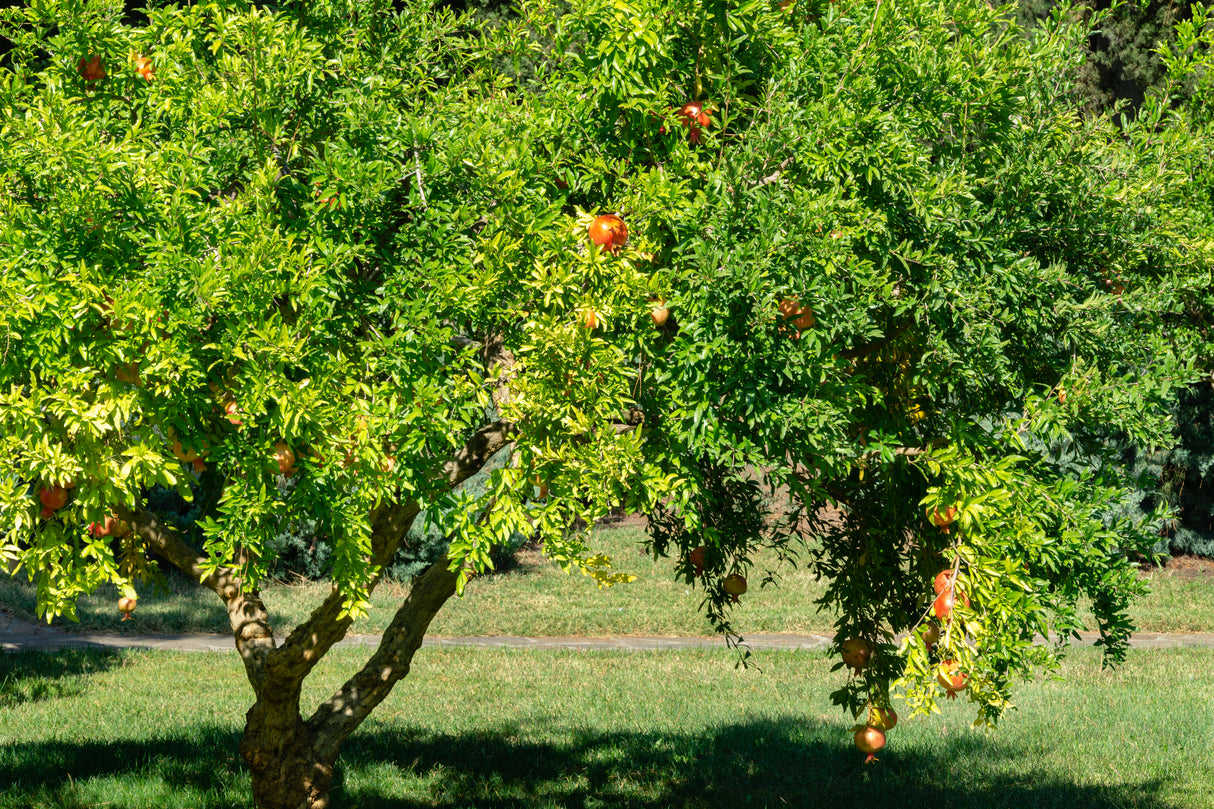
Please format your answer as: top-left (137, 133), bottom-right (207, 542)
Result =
top-left (307, 554), bottom-right (459, 759)
top-left (750, 156), bottom-right (794, 190)
top-left (262, 419), bottom-right (516, 693)
top-left (111, 503), bottom-right (277, 691)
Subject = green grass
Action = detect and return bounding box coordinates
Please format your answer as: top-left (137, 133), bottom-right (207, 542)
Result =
top-left (1, 645), bottom-right (1212, 808)
top-left (3, 523), bottom-right (1213, 638)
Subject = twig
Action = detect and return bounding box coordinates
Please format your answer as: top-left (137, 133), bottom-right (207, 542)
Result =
top-left (750, 157), bottom-right (794, 190)
top-left (413, 148), bottom-right (428, 210)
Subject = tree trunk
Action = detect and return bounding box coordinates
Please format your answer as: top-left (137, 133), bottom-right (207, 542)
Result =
top-left (241, 701), bottom-right (336, 809)
top-left (238, 556), bottom-right (462, 809)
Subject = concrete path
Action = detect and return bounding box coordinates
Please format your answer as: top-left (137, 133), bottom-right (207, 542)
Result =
top-left (4, 608), bottom-right (1214, 654)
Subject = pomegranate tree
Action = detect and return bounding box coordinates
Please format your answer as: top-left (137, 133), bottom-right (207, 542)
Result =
top-left (1, 0), bottom-right (1200, 804)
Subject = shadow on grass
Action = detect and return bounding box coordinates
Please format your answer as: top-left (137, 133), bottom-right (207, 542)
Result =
top-left (0, 724), bottom-right (248, 809)
top-left (337, 718), bottom-right (1174, 809)
top-left (0, 648), bottom-right (127, 708)
top-left (0, 715), bottom-right (1177, 809)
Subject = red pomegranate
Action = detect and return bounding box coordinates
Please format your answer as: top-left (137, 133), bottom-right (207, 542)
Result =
top-left (932, 569), bottom-right (955, 595)
top-left (676, 101), bottom-right (712, 143)
top-left (933, 587), bottom-right (970, 621)
top-left (89, 514), bottom-right (130, 538)
top-left (937, 659), bottom-right (967, 699)
top-left (688, 546), bottom-right (706, 577)
top-left (38, 486), bottom-right (68, 519)
top-left (588, 214), bottom-right (627, 255)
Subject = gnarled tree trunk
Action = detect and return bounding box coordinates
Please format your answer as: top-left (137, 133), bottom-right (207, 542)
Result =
top-left (240, 708), bottom-right (333, 809)
top-left (239, 555), bottom-right (461, 809)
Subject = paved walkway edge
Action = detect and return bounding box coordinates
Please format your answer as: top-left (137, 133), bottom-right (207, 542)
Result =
top-left (4, 610), bottom-right (1214, 655)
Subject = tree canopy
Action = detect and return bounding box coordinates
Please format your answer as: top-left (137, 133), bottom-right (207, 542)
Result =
top-left (2, 0), bottom-right (1212, 806)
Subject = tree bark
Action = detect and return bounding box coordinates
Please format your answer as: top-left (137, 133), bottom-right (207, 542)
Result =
top-left (238, 555), bottom-right (461, 809)
top-left (240, 705), bottom-right (334, 809)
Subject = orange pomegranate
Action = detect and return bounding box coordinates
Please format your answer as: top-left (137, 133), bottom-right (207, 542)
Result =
top-left (273, 442), bottom-right (296, 476)
top-left (854, 724), bottom-right (886, 763)
top-left (928, 505), bottom-right (957, 529)
top-left (117, 596), bottom-right (137, 620)
top-left (78, 55), bottom-right (106, 83)
top-left (778, 298), bottom-right (815, 332)
top-left (867, 704), bottom-right (897, 731)
top-left (132, 53), bottom-right (154, 81)
top-left (937, 659), bottom-right (967, 699)
top-left (588, 215), bottom-right (627, 255)
top-left (650, 300), bottom-right (669, 327)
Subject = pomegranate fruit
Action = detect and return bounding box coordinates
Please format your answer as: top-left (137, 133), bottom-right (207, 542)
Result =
top-left (937, 659), bottom-right (967, 699)
top-left (921, 622), bottom-right (941, 647)
top-left (78, 55), bottom-right (106, 83)
top-left (932, 569), bottom-right (955, 594)
top-left (722, 573), bottom-right (747, 603)
top-left (777, 298), bottom-right (815, 332)
top-left (650, 300), bottom-right (669, 327)
top-left (932, 587), bottom-right (969, 620)
top-left (38, 486), bottom-right (68, 519)
top-left (840, 637), bottom-right (872, 673)
top-left (117, 596), bottom-right (137, 621)
top-left (853, 724), bottom-right (886, 763)
top-left (588, 214), bottom-right (627, 255)
top-left (867, 704), bottom-right (897, 731)
top-left (273, 442), bottom-right (296, 476)
top-left (928, 505), bottom-right (957, 529)
top-left (583, 308), bottom-right (599, 330)
top-left (89, 514), bottom-right (130, 538)
top-left (171, 439), bottom-right (199, 464)
top-left (688, 545), bottom-right (706, 577)
top-left (132, 53), bottom-right (154, 81)
top-left (676, 101), bottom-right (712, 143)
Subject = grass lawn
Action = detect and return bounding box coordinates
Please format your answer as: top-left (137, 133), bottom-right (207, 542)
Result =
top-left (0, 645), bottom-right (1211, 808)
top-left (3, 523), bottom-right (1213, 638)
